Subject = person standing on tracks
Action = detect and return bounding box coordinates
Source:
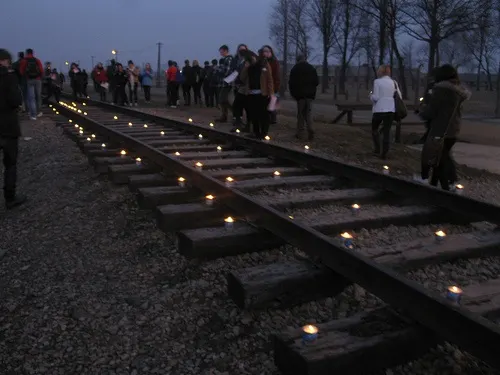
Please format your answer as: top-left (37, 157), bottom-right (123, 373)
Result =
top-left (141, 63), bottom-right (154, 103)
top-left (216, 45), bottom-right (234, 123)
top-left (81, 69), bottom-right (89, 97)
top-left (288, 55), bottom-right (319, 141)
top-left (231, 44), bottom-right (248, 131)
top-left (94, 63), bottom-right (108, 102)
top-left (113, 63), bottom-right (129, 106)
top-left (19, 48), bottom-right (44, 120)
top-left (369, 65), bottom-right (402, 159)
top-left (68, 63), bottom-right (82, 100)
top-left (209, 59), bottom-right (220, 108)
top-left (418, 64), bottom-right (471, 191)
top-left (181, 60), bottom-right (195, 106)
top-left (202, 61), bottom-right (212, 107)
top-left (165, 60), bottom-right (178, 108)
top-left (261, 45), bottom-right (280, 125)
top-left (191, 60), bottom-right (203, 106)
top-left (0, 49), bottom-right (27, 209)
top-left (414, 67), bottom-right (438, 144)
top-left (107, 59), bottom-right (117, 103)
top-left (126, 60), bottom-right (139, 106)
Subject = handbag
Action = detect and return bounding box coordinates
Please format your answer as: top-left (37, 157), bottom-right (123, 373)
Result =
top-left (393, 80), bottom-right (407, 121)
top-left (421, 101), bottom-right (459, 167)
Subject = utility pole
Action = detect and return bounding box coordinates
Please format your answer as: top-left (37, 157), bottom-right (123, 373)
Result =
top-left (91, 55), bottom-right (95, 69)
top-left (156, 42), bottom-right (163, 88)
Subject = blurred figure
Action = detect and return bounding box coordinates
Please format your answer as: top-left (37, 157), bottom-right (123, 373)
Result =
top-left (141, 63), bottom-right (154, 103)
top-left (202, 61), bottom-right (212, 107)
top-left (107, 59), bottom-right (117, 103)
top-left (209, 59), bottom-right (220, 108)
top-left (216, 45), bottom-right (234, 122)
top-left (369, 65), bottom-right (402, 159)
top-left (49, 68), bottom-right (61, 102)
top-left (231, 43), bottom-right (248, 130)
top-left (127, 60), bottom-right (139, 106)
top-left (261, 45), bottom-right (280, 124)
top-left (239, 50), bottom-right (273, 139)
top-left (68, 63), bottom-right (82, 100)
top-left (59, 72), bottom-right (65, 89)
top-left (288, 55), bottom-right (319, 141)
top-left (418, 64), bottom-right (471, 190)
top-left (19, 48), bottom-right (44, 120)
top-left (414, 67), bottom-right (439, 144)
top-left (81, 69), bottom-right (88, 97)
top-left (93, 62), bottom-right (108, 101)
top-left (192, 60), bottom-right (202, 105)
top-left (113, 63), bottom-right (129, 106)
top-left (182, 59), bottom-right (194, 106)
top-left (165, 60), bottom-right (178, 108)
top-left (12, 52), bottom-right (27, 112)
top-left (0, 48), bottom-right (26, 208)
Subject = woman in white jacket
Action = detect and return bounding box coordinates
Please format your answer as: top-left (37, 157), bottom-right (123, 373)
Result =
top-left (369, 65), bottom-right (402, 159)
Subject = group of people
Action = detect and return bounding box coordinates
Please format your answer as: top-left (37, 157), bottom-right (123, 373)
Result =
top-left (369, 64), bottom-right (470, 191)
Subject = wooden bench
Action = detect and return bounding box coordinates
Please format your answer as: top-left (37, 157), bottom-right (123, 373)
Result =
top-left (332, 103), bottom-right (419, 143)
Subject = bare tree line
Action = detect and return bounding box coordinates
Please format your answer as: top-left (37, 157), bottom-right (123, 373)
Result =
top-left (269, 0), bottom-right (500, 100)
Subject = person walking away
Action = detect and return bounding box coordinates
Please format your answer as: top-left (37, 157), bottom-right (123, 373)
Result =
top-left (417, 64), bottom-right (471, 190)
top-left (217, 45), bottom-right (234, 123)
top-left (141, 63), bottom-right (154, 103)
top-left (261, 45), bottom-right (280, 124)
top-left (202, 61), bottom-right (212, 107)
top-left (369, 65), bottom-right (402, 159)
top-left (209, 59), bottom-right (220, 108)
top-left (231, 44), bottom-right (249, 131)
top-left (12, 52), bottom-right (27, 112)
top-left (94, 63), bottom-right (108, 101)
top-left (288, 55), bottom-right (319, 141)
top-left (182, 60), bottom-right (195, 106)
top-left (19, 48), bottom-right (43, 120)
top-left (0, 49), bottom-right (26, 208)
top-left (239, 51), bottom-right (274, 140)
top-left (107, 59), bottom-right (117, 104)
top-left (165, 60), bottom-right (179, 108)
top-left (113, 63), bottom-right (129, 106)
top-left (191, 60), bottom-right (203, 106)
top-left (126, 60), bottom-right (139, 106)
top-left (68, 63), bottom-right (81, 100)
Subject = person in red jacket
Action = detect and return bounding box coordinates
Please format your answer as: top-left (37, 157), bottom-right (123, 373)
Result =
top-left (165, 60), bottom-right (178, 108)
top-left (93, 63), bottom-right (108, 101)
top-left (19, 48), bottom-right (44, 120)
top-left (261, 45), bottom-right (280, 124)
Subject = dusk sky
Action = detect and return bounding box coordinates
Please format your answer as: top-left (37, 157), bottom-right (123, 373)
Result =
top-left (3, 0), bottom-right (273, 71)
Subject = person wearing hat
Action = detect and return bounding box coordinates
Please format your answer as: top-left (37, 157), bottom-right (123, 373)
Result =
top-left (0, 48), bottom-right (26, 208)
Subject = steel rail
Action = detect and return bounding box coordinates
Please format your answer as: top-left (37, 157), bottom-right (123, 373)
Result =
top-left (62, 95), bottom-right (500, 225)
top-left (54, 100), bottom-right (500, 368)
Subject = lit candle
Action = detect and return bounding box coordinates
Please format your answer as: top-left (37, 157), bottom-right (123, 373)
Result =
top-left (86, 137), bottom-right (91, 142)
top-left (273, 171), bottom-right (281, 179)
top-left (74, 124), bottom-right (79, 128)
top-left (205, 194), bottom-right (214, 206)
top-left (216, 146), bottom-right (222, 153)
top-left (198, 134), bottom-right (203, 139)
top-left (419, 97), bottom-right (424, 102)
top-left (435, 230), bottom-right (446, 243)
top-left (56, 111), bottom-right (59, 114)
top-left (114, 116), bottom-right (118, 120)
top-left (160, 131), bottom-right (165, 136)
top-left (454, 184), bottom-right (464, 195)
top-left (209, 122), bottom-right (214, 127)
top-left (49, 105), bottom-right (52, 108)
top-left (52, 108), bottom-right (56, 111)
top-left (128, 122), bottom-right (133, 126)
top-left (340, 232), bottom-right (354, 249)
top-left (225, 177), bottom-right (234, 187)
top-left (135, 157), bottom-right (142, 165)
top-left (224, 216), bottom-right (234, 230)
top-left (289, 215), bottom-right (294, 219)
top-left (101, 143), bottom-right (106, 149)
top-left (351, 204), bottom-right (360, 215)
top-left (302, 325), bottom-right (318, 343)
top-left (188, 118), bottom-right (193, 122)
top-left (264, 136), bottom-right (271, 141)
top-left (195, 162), bottom-right (203, 170)
top-left (446, 286), bottom-right (462, 303)
top-left (236, 129), bottom-right (240, 134)
top-left (69, 120), bottom-right (72, 123)
top-left (83, 112), bottom-right (87, 115)
top-left (144, 124), bottom-right (148, 128)
top-left (79, 130), bottom-right (83, 134)
top-left (77, 109), bottom-right (82, 113)
top-left (174, 152), bottom-right (181, 158)
top-left (91, 134), bottom-right (96, 138)
top-left (178, 177), bottom-right (186, 187)
top-left (304, 145), bottom-right (310, 153)
top-left (120, 150), bottom-right (127, 157)
top-left (82, 103), bottom-right (86, 106)
top-left (79, 127), bottom-right (83, 131)
top-left (382, 165), bottom-right (389, 175)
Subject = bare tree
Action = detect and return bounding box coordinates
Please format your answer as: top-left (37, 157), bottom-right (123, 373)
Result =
top-left (309, 0), bottom-right (336, 92)
top-left (289, 0), bottom-right (313, 59)
top-left (398, 0), bottom-right (492, 73)
top-left (439, 34), bottom-right (470, 70)
top-left (269, 0), bottom-right (291, 96)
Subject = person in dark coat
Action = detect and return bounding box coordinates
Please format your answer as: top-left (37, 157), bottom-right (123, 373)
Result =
top-left (288, 55), bottom-right (319, 140)
top-left (68, 63), bottom-right (82, 100)
top-left (181, 59), bottom-right (195, 105)
top-left (113, 63), bottom-right (129, 106)
top-left (106, 59), bottom-right (116, 103)
top-left (414, 67), bottom-right (439, 144)
top-left (418, 64), bottom-right (471, 190)
top-left (0, 49), bottom-right (26, 208)
top-left (261, 45), bottom-right (280, 124)
top-left (231, 43), bottom-right (248, 130)
top-left (191, 60), bottom-right (203, 105)
top-left (201, 61), bottom-right (212, 107)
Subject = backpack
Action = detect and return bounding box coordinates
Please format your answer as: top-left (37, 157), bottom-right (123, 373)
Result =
top-left (25, 58), bottom-right (41, 79)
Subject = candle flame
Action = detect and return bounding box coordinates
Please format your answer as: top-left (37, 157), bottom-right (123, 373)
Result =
top-left (144, 124), bottom-right (148, 128)
top-left (304, 145), bottom-right (310, 150)
top-left (264, 136), bottom-right (271, 141)
top-left (236, 129), bottom-right (240, 133)
top-left (113, 116), bottom-right (118, 120)
top-left (224, 217), bottom-right (234, 223)
top-left (101, 143), bottom-right (106, 148)
top-left (352, 204), bottom-right (360, 209)
top-left (77, 109), bottom-right (82, 113)
top-left (83, 112), bottom-right (87, 115)
top-left (74, 124), bottom-right (79, 128)
top-left (79, 130), bottom-right (83, 134)
top-left (128, 122), bottom-right (133, 126)
top-left (419, 97), bottom-right (424, 101)
top-left (198, 134), bottom-right (203, 139)
top-left (69, 120), bottom-right (73, 123)
top-left (209, 122), bottom-right (214, 127)
top-left (217, 146), bottom-right (222, 151)
top-left (289, 215), bottom-right (294, 219)
top-left (435, 230), bottom-right (446, 237)
top-left (136, 157), bottom-right (141, 162)
top-left (206, 195), bottom-right (214, 200)
top-left (178, 177), bottom-right (185, 182)
top-left (83, 103), bottom-right (86, 106)
top-left (174, 152), bottom-right (181, 156)
top-left (456, 184), bottom-right (464, 189)
top-left (161, 131), bottom-right (165, 135)
top-left (91, 134), bottom-right (96, 138)
top-left (188, 118), bottom-right (193, 122)
top-left (448, 286), bottom-right (462, 294)
top-left (195, 162), bottom-right (203, 167)
top-left (120, 150), bottom-right (127, 155)
top-left (341, 232), bottom-right (353, 239)
top-left (273, 171), bottom-right (280, 176)
top-left (226, 177), bottom-right (234, 182)
top-left (383, 165), bottom-right (389, 170)
top-left (302, 325), bottom-right (318, 334)
top-left (86, 137), bottom-right (91, 141)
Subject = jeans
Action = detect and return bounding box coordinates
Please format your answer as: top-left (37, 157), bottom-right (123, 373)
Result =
top-left (218, 86), bottom-right (232, 120)
top-left (26, 79), bottom-right (42, 117)
top-left (296, 98), bottom-right (313, 138)
top-left (371, 112), bottom-right (395, 157)
top-left (422, 138), bottom-right (457, 190)
top-left (0, 137), bottom-right (19, 201)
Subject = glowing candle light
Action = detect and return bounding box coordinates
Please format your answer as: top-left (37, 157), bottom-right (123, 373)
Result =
top-left (83, 112), bottom-right (87, 115)
top-left (178, 177), bottom-right (186, 187)
top-left (195, 162), bottom-right (203, 170)
top-left (188, 118), bottom-right (193, 122)
top-left (74, 124), bottom-right (79, 128)
top-left (216, 146), bottom-right (222, 153)
top-left (264, 136), bottom-right (271, 141)
top-left (160, 131), bottom-right (165, 136)
top-left (113, 116), bottom-right (118, 120)
top-left (236, 129), bottom-right (240, 134)
top-left (435, 230), bottom-right (446, 243)
top-left (382, 165), bottom-right (389, 175)
top-left (224, 216), bottom-right (234, 230)
top-left (91, 134), bottom-right (96, 138)
top-left (302, 325), bottom-right (319, 343)
top-left (135, 157), bottom-right (142, 166)
top-left (419, 97), bottom-right (424, 102)
top-left (340, 232), bottom-right (354, 249)
top-left (304, 145), bottom-right (310, 153)
top-left (225, 177), bottom-right (234, 187)
top-left (77, 109), bottom-right (82, 113)
top-left (79, 130), bottom-right (83, 134)
top-left (86, 137), bottom-right (91, 142)
top-left (120, 150), bottom-right (127, 157)
top-left (446, 286), bottom-right (462, 303)
top-left (273, 170), bottom-right (281, 179)
top-left (198, 134), bottom-right (203, 139)
top-left (351, 204), bottom-right (360, 215)
top-left (69, 120), bottom-right (72, 123)
top-left (56, 111), bottom-right (59, 114)
top-left (52, 108), bottom-right (56, 111)
top-left (49, 104), bottom-right (52, 108)
top-left (205, 194), bottom-right (215, 206)
top-left (82, 103), bottom-right (86, 106)
top-left (289, 215), bottom-right (294, 219)
top-left (101, 143), bottom-right (106, 149)
top-left (454, 184), bottom-right (464, 195)
top-left (209, 122), bottom-right (214, 127)
top-left (144, 124), bottom-right (148, 128)
top-left (128, 122), bottom-right (133, 126)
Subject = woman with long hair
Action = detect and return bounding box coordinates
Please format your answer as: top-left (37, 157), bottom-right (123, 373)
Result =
top-left (141, 63), bottom-right (154, 103)
top-left (261, 45), bottom-right (280, 124)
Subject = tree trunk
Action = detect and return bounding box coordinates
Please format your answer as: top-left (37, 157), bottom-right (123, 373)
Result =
top-left (321, 49), bottom-right (329, 93)
top-left (280, 0), bottom-right (289, 98)
top-left (494, 63), bottom-right (500, 117)
top-left (378, 0), bottom-right (387, 65)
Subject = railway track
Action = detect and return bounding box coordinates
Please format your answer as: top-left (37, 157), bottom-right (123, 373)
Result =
top-left (50, 97), bottom-right (500, 374)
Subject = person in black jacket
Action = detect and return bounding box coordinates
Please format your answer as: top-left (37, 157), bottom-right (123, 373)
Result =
top-left (0, 49), bottom-right (26, 208)
top-left (191, 60), bottom-right (203, 105)
top-left (113, 63), bottom-right (129, 106)
top-left (288, 55), bottom-right (319, 140)
top-left (414, 67), bottom-right (438, 144)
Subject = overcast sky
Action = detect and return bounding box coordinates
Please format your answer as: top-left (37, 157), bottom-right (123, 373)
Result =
top-left (2, 0), bottom-right (272, 70)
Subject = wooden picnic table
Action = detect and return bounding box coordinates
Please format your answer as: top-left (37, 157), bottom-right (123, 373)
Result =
top-left (332, 103), bottom-right (419, 143)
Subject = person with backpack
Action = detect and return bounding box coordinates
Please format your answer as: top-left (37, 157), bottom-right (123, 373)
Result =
top-left (19, 48), bottom-right (43, 120)
top-left (0, 48), bottom-right (27, 209)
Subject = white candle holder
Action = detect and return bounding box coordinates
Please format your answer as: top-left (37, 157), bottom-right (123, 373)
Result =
top-left (205, 195), bottom-right (214, 206)
top-left (178, 177), bottom-right (186, 187)
top-left (304, 145), bottom-right (310, 153)
top-left (273, 171), bottom-right (281, 179)
top-left (120, 150), bottom-right (127, 158)
top-left (195, 162), bottom-right (203, 171)
top-left (224, 217), bottom-right (234, 230)
top-left (382, 166), bottom-right (389, 175)
top-left (135, 158), bottom-right (142, 166)
top-left (225, 177), bottom-right (234, 187)
top-left (435, 230), bottom-right (446, 243)
top-left (216, 146), bottom-right (222, 153)
top-left (454, 184), bottom-right (464, 195)
top-left (351, 204), bottom-right (360, 215)
top-left (446, 286), bottom-right (462, 303)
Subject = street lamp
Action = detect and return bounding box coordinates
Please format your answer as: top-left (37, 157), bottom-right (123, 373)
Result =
top-left (111, 49), bottom-right (118, 61)
top-left (65, 61), bottom-right (69, 66)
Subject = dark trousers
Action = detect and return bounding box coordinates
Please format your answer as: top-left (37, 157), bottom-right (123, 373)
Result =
top-left (53, 86), bottom-right (61, 102)
top-left (193, 82), bottom-right (202, 104)
top-left (81, 84), bottom-right (87, 97)
top-left (232, 91), bottom-right (247, 124)
top-left (371, 112), bottom-right (395, 156)
top-left (182, 84), bottom-right (192, 105)
top-left (167, 82), bottom-right (179, 106)
top-left (128, 82), bottom-right (138, 104)
top-left (0, 137), bottom-right (18, 201)
top-left (296, 98), bottom-right (313, 137)
top-left (203, 84), bottom-right (212, 107)
top-left (218, 86), bottom-right (232, 120)
top-left (211, 86), bottom-right (219, 107)
top-left (113, 85), bottom-right (128, 106)
top-left (99, 85), bottom-right (107, 101)
top-left (422, 138), bottom-right (457, 190)
top-left (247, 94), bottom-right (270, 139)
top-left (143, 86), bottom-right (151, 101)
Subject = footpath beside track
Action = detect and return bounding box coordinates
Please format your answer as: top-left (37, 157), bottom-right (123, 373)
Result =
top-left (51, 98), bottom-right (500, 374)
